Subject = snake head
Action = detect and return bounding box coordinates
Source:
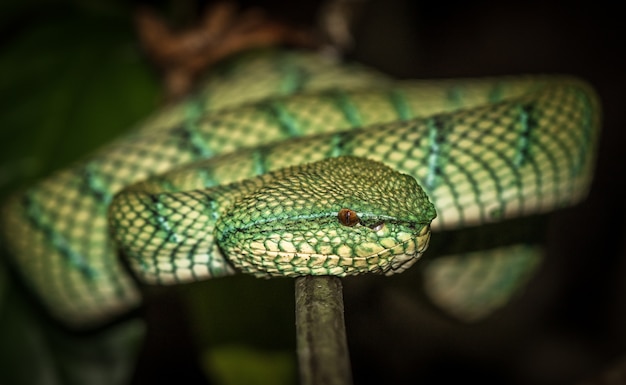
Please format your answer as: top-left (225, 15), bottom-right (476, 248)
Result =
top-left (216, 156), bottom-right (436, 278)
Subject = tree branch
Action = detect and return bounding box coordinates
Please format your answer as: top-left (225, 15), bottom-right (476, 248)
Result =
top-left (295, 276), bottom-right (353, 385)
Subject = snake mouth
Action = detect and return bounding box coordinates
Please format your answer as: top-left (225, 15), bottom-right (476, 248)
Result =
top-left (224, 223), bottom-right (432, 278)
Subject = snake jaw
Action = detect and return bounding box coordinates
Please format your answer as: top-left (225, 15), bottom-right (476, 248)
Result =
top-left (385, 224), bottom-right (432, 275)
top-left (220, 221), bottom-right (432, 278)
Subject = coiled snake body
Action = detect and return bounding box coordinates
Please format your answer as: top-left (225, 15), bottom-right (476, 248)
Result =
top-left (0, 50), bottom-right (600, 328)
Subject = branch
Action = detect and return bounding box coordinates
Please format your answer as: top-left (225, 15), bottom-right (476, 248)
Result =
top-left (295, 276), bottom-right (353, 385)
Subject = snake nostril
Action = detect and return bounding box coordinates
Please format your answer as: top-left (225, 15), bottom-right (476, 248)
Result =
top-left (369, 222), bottom-right (385, 231)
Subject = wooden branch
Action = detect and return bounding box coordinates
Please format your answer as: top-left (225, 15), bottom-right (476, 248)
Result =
top-left (295, 276), bottom-right (353, 385)
top-left (135, 3), bottom-right (316, 100)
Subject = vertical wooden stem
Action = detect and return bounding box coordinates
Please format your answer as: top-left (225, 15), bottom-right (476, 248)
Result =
top-left (295, 276), bottom-right (353, 385)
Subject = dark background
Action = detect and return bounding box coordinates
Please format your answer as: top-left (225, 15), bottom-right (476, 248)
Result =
top-left (0, 1), bottom-right (624, 384)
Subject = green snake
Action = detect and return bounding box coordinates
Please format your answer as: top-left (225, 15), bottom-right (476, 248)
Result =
top-left (0, 49), bottom-right (600, 328)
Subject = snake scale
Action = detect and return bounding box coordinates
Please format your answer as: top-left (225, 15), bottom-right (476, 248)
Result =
top-left (0, 50), bottom-right (600, 328)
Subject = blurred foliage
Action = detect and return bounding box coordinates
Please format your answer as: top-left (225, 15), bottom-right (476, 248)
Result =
top-left (180, 276), bottom-right (297, 384)
top-left (203, 344), bottom-right (296, 385)
top-left (0, 282), bottom-right (145, 385)
top-left (0, 1), bottom-right (160, 197)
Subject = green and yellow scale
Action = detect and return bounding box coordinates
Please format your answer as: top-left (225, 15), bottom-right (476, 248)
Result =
top-left (0, 50), bottom-right (600, 328)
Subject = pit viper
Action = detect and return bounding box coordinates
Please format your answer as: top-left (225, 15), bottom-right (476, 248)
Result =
top-left (0, 49), bottom-right (600, 328)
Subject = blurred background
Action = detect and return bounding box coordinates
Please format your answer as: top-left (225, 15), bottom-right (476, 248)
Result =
top-left (0, 0), bottom-right (624, 384)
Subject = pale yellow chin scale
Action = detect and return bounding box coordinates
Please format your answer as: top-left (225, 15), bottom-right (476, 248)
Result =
top-left (228, 225), bottom-right (432, 278)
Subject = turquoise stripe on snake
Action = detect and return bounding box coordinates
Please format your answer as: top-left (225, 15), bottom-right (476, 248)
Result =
top-left (0, 50), bottom-right (600, 327)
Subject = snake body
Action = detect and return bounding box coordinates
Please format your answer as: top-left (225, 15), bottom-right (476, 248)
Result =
top-left (0, 50), bottom-right (600, 328)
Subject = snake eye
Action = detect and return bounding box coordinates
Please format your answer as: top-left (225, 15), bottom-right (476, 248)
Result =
top-left (337, 208), bottom-right (360, 227)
